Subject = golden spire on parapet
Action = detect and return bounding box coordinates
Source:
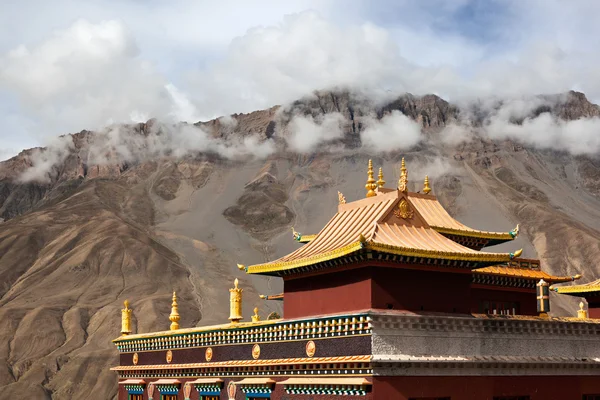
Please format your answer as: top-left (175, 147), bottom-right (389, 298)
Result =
top-left (578, 301), bottom-right (589, 319)
top-left (252, 307), bottom-right (261, 322)
top-left (169, 292), bottom-right (180, 331)
top-left (121, 300), bottom-right (132, 336)
top-left (365, 159), bottom-right (377, 198)
top-left (229, 278), bottom-right (243, 324)
top-left (338, 191), bottom-right (346, 204)
top-left (398, 157), bottom-right (408, 193)
top-left (377, 167), bottom-right (385, 188)
top-left (423, 175), bottom-right (431, 195)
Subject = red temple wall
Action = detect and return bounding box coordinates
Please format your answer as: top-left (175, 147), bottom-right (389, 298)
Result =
top-left (470, 287), bottom-right (537, 316)
top-left (372, 375), bottom-right (600, 400)
top-left (284, 266), bottom-right (475, 318)
top-left (589, 306), bottom-right (600, 319)
top-left (371, 267), bottom-right (472, 314)
top-left (284, 267), bottom-right (372, 319)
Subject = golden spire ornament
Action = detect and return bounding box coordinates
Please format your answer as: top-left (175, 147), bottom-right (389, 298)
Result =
top-left (398, 158), bottom-right (408, 193)
top-left (365, 159), bottom-right (377, 198)
top-left (169, 292), bottom-right (180, 331)
top-left (578, 301), bottom-right (589, 319)
top-left (121, 300), bottom-right (132, 336)
top-left (229, 278), bottom-right (243, 324)
top-left (423, 175), bottom-right (431, 194)
top-left (377, 167), bottom-right (385, 188)
top-left (337, 191), bottom-right (346, 204)
top-left (251, 307), bottom-right (261, 323)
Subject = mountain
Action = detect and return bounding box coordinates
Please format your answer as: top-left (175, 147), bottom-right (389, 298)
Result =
top-left (2, 90), bottom-right (600, 398)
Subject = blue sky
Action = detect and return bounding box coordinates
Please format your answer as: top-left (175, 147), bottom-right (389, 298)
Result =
top-left (1, 0), bottom-right (600, 160)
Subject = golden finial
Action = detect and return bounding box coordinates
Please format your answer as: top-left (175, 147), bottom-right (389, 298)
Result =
top-left (578, 301), bottom-right (589, 319)
top-left (338, 191), bottom-right (346, 204)
top-left (398, 158), bottom-right (408, 193)
top-left (169, 292), bottom-right (180, 331)
top-left (252, 307), bottom-right (261, 322)
top-left (237, 264), bottom-right (246, 271)
top-left (377, 167), bottom-right (385, 188)
top-left (423, 175), bottom-right (431, 194)
top-left (365, 159), bottom-right (377, 198)
top-left (229, 278), bottom-right (243, 324)
top-left (121, 300), bottom-right (132, 336)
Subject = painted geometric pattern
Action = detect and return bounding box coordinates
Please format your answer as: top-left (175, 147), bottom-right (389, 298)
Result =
top-left (240, 386), bottom-right (273, 394)
top-left (157, 384), bottom-right (179, 394)
top-left (124, 384), bottom-right (144, 394)
top-left (116, 315), bottom-right (371, 353)
top-left (196, 384), bottom-right (221, 396)
top-left (285, 385), bottom-right (368, 396)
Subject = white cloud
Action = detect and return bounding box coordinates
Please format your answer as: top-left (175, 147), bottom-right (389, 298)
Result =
top-left (287, 112), bottom-right (346, 153)
top-left (360, 111), bottom-right (422, 152)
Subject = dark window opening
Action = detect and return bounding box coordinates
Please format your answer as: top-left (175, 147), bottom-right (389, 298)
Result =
top-left (386, 303), bottom-right (394, 309)
top-left (480, 300), bottom-right (519, 315)
top-left (493, 396), bottom-right (530, 400)
top-left (129, 395), bottom-right (143, 400)
top-left (162, 395), bottom-right (178, 400)
top-left (583, 395), bottom-right (600, 400)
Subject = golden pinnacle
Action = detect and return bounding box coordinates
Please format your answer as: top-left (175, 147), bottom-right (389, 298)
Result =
top-left (377, 167), bottom-right (385, 188)
top-left (423, 175), bottom-right (431, 194)
top-left (169, 292), bottom-right (180, 331)
top-left (365, 159), bottom-right (377, 198)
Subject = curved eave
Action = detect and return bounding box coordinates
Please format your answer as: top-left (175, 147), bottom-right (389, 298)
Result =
top-left (296, 234), bottom-right (316, 244)
top-left (246, 241), bottom-right (512, 275)
top-left (433, 226), bottom-right (515, 242)
top-left (552, 285), bottom-right (600, 295)
top-left (473, 267), bottom-right (581, 283)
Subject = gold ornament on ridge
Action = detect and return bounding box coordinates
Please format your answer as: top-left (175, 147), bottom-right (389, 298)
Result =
top-left (121, 300), bottom-right (132, 336)
top-left (377, 167), bottom-right (386, 188)
top-left (398, 158), bottom-right (408, 193)
top-left (394, 198), bottom-right (414, 219)
top-left (365, 159), bottom-right (377, 198)
top-left (423, 175), bottom-right (431, 194)
top-left (229, 278), bottom-right (243, 324)
top-left (338, 191), bottom-right (346, 204)
top-left (169, 292), bottom-right (180, 331)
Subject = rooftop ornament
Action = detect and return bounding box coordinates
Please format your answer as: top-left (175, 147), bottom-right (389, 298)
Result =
top-left (169, 292), bottom-right (180, 331)
top-left (578, 301), bottom-right (589, 319)
top-left (252, 307), bottom-right (261, 323)
top-left (423, 175), bottom-right (431, 195)
top-left (365, 159), bottom-right (377, 198)
top-left (398, 158), bottom-right (408, 193)
top-left (121, 300), bottom-right (132, 336)
top-left (338, 191), bottom-right (346, 205)
top-left (229, 278), bottom-right (243, 324)
top-left (377, 167), bottom-right (386, 188)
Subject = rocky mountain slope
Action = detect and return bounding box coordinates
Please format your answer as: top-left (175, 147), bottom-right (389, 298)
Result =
top-left (2, 90), bottom-right (600, 398)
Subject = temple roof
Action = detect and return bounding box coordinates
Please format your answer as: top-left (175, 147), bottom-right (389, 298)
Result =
top-left (407, 193), bottom-right (518, 245)
top-left (474, 258), bottom-right (581, 284)
top-left (246, 189), bottom-right (520, 275)
top-left (552, 279), bottom-right (600, 295)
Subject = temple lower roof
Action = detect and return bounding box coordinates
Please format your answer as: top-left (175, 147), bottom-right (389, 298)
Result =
top-left (552, 279), bottom-right (600, 295)
top-left (474, 258), bottom-right (581, 284)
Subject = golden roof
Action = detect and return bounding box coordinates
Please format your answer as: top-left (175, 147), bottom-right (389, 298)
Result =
top-left (474, 262), bottom-right (581, 283)
top-left (552, 279), bottom-right (600, 295)
top-left (408, 192), bottom-right (516, 241)
top-left (248, 190), bottom-right (518, 275)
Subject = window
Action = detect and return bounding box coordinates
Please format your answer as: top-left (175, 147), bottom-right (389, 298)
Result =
top-left (202, 396), bottom-right (219, 400)
top-left (162, 396), bottom-right (177, 400)
top-left (129, 396), bottom-right (143, 400)
top-left (583, 396), bottom-right (600, 400)
top-left (493, 397), bottom-right (530, 400)
top-left (480, 301), bottom-right (519, 315)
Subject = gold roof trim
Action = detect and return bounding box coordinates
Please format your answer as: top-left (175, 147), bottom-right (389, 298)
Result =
top-left (432, 226), bottom-right (514, 240)
top-left (552, 279), bottom-right (600, 294)
top-left (297, 234), bottom-right (316, 243)
top-left (110, 355), bottom-right (372, 371)
top-left (366, 242), bottom-right (510, 263)
top-left (474, 265), bottom-right (581, 283)
top-left (279, 377), bottom-right (372, 385)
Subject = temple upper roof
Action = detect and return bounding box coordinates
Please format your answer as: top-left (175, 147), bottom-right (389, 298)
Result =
top-left (245, 186), bottom-right (521, 276)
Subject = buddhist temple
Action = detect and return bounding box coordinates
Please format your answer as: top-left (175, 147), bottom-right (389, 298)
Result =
top-left (111, 159), bottom-right (600, 400)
